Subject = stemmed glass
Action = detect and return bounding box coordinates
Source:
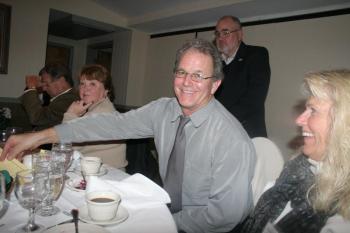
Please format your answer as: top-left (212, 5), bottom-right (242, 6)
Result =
top-left (33, 151), bottom-right (65, 216)
top-left (51, 142), bottom-right (74, 172)
top-left (14, 169), bottom-right (49, 232)
top-left (0, 173), bottom-right (6, 213)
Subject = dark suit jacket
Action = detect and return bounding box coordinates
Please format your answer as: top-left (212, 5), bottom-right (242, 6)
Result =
top-left (21, 88), bottom-right (79, 131)
top-left (215, 42), bottom-right (270, 138)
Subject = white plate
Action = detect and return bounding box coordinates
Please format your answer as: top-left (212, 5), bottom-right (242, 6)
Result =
top-left (74, 165), bottom-right (108, 176)
top-left (65, 177), bottom-right (86, 192)
top-left (79, 204), bottom-right (129, 226)
top-left (43, 222), bottom-right (109, 233)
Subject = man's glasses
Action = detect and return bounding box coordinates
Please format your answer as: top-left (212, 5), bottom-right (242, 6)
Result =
top-left (174, 69), bottom-right (214, 82)
top-left (214, 29), bottom-right (240, 38)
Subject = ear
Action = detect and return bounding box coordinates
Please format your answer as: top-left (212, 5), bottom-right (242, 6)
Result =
top-left (211, 79), bottom-right (222, 94)
top-left (104, 90), bottom-right (109, 98)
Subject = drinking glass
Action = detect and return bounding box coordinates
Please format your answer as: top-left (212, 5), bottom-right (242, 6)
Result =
top-left (51, 142), bottom-right (73, 172)
top-left (15, 169), bottom-right (49, 232)
top-left (33, 151), bottom-right (65, 216)
top-left (0, 173), bottom-right (5, 211)
top-left (6, 126), bottom-right (24, 136)
top-left (0, 130), bottom-right (8, 148)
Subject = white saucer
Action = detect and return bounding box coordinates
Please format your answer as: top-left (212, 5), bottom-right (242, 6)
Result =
top-left (43, 222), bottom-right (109, 233)
top-left (78, 204), bottom-right (129, 226)
top-left (65, 177), bottom-right (86, 192)
top-left (74, 165), bottom-right (108, 176)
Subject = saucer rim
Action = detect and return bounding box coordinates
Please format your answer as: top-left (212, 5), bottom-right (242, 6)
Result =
top-left (78, 204), bottom-right (129, 226)
top-left (65, 177), bottom-right (86, 192)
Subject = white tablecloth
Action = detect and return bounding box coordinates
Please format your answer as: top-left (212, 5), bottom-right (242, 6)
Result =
top-left (0, 166), bottom-right (177, 233)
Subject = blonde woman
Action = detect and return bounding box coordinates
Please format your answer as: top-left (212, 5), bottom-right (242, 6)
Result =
top-left (63, 64), bottom-right (127, 170)
top-left (239, 69), bottom-right (350, 233)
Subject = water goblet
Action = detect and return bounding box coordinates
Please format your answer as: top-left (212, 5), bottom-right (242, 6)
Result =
top-left (0, 130), bottom-right (8, 148)
top-left (0, 173), bottom-right (5, 211)
top-left (14, 169), bottom-right (49, 232)
top-left (33, 151), bottom-right (65, 217)
top-left (51, 142), bottom-right (73, 172)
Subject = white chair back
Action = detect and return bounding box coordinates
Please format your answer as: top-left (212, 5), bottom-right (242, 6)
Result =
top-left (251, 137), bottom-right (284, 205)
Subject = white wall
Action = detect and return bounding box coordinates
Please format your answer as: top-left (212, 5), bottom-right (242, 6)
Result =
top-left (142, 14), bottom-right (350, 158)
top-left (0, 0), bottom-right (127, 97)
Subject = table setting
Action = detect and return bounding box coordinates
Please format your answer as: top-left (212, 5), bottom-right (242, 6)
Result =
top-left (0, 144), bottom-right (177, 233)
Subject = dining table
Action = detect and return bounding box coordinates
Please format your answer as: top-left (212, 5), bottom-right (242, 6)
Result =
top-left (0, 164), bottom-right (178, 233)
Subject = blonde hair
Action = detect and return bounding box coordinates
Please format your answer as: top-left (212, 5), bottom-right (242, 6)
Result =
top-left (302, 69), bottom-right (350, 219)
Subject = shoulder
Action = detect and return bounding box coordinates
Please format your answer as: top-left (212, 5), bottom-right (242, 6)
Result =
top-left (244, 42), bottom-right (268, 52)
top-left (321, 215), bottom-right (350, 233)
top-left (89, 98), bottom-right (116, 113)
top-left (209, 99), bottom-right (251, 139)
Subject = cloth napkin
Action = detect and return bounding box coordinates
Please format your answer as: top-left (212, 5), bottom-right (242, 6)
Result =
top-left (86, 173), bottom-right (170, 209)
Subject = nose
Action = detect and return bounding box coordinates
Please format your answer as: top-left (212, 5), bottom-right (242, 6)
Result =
top-left (183, 73), bottom-right (193, 86)
top-left (295, 110), bottom-right (308, 126)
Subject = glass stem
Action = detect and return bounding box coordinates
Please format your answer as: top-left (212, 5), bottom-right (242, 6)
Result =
top-left (27, 207), bottom-right (36, 229)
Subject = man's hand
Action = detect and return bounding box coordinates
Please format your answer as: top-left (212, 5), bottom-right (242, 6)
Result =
top-left (25, 75), bottom-right (40, 89)
top-left (0, 128), bottom-right (59, 161)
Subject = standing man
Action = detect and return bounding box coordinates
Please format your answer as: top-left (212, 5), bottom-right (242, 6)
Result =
top-left (215, 16), bottom-right (271, 138)
top-left (21, 63), bottom-right (79, 131)
top-left (2, 39), bottom-right (256, 233)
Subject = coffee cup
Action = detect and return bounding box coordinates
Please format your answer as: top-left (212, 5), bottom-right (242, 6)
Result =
top-left (86, 191), bottom-right (121, 221)
top-left (81, 157), bottom-right (102, 175)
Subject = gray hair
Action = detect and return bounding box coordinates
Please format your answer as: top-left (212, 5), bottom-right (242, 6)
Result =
top-left (174, 39), bottom-right (224, 81)
top-left (217, 15), bottom-right (242, 28)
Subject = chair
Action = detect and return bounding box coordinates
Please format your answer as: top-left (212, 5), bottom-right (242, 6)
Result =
top-left (251, 137), bottom-right (284, 205)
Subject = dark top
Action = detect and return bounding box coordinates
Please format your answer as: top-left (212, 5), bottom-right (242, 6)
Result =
top-left (215, 42), bottom-right (270, 138)
top-left (20, 88), bottom-right (79, 131)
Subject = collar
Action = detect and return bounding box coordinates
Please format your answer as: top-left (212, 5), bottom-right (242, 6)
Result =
top-left (87, 98), bottom-right (108, 112)
top-left (50, 88), bottom-right (72, 102)
top-left (171, 98), bottom-right (216, 128)
top-left (222, 43), bottom-right (241, 65)
top-left (307, 157), bottom-right (321, 174)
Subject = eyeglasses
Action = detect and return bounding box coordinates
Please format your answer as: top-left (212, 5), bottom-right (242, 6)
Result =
top-left (214, 29), bottom-right (240, 38)
top-left (174, 69), bottom-right (214, 82)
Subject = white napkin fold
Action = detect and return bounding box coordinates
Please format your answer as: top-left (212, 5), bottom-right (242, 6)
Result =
top-left (86, 173), bottom-right (170, 209)
top-left (69, 150), bottom-right (82, 171)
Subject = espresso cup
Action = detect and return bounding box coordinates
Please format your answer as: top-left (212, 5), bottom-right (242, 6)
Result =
top-left (86, 191), bottom-right (121, 221)
top-left (81, 157), bottom-right (102, 175)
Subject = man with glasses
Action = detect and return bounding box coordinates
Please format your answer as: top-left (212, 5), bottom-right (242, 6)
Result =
top-left (215, 15), bottom-right (271, 138)
top-left (21, 63), bottom-right (79, 131)
top-left (2, 39), bottom-right (255, 233)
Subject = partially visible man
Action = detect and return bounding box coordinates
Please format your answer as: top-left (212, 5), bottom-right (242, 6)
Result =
top-left (2, 39), bottom-right (256, 233)
top-left (21, 63), bottom-right (79, 131)
top-left (215, 15), bottom-right (271, 138)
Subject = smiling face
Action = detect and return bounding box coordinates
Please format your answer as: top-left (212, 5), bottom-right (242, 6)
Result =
top-left (79, 75), bottom-right (108, 104)
top-left (295, 96), bottom-right (333, 161)
top-left (174, 49), bottom-right (221, 116)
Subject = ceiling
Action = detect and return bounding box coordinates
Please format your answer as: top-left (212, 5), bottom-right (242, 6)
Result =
top-left (92, 0), bottom-right (350, 34)
top-left (48, 10), bottom-right (123, 40)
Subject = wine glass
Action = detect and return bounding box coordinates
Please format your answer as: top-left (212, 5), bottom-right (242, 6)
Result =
top-left (51, 142), bottom-right (73, 172)
top-left (0, 130), bottom-right (8, 148)
top-left (14, 169), bottom-right (49, 232)
top-left (33, 151), bottom-right (65, 216)
top-left (0, 173), bottom-right (5, 211)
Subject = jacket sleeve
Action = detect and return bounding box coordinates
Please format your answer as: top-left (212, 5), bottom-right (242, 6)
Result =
top-left (21, 90), bottom-right (78, 128)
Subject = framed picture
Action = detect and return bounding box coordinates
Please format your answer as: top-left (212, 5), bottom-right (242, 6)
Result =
top-left (0, 3), bottom-right (11, 74)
